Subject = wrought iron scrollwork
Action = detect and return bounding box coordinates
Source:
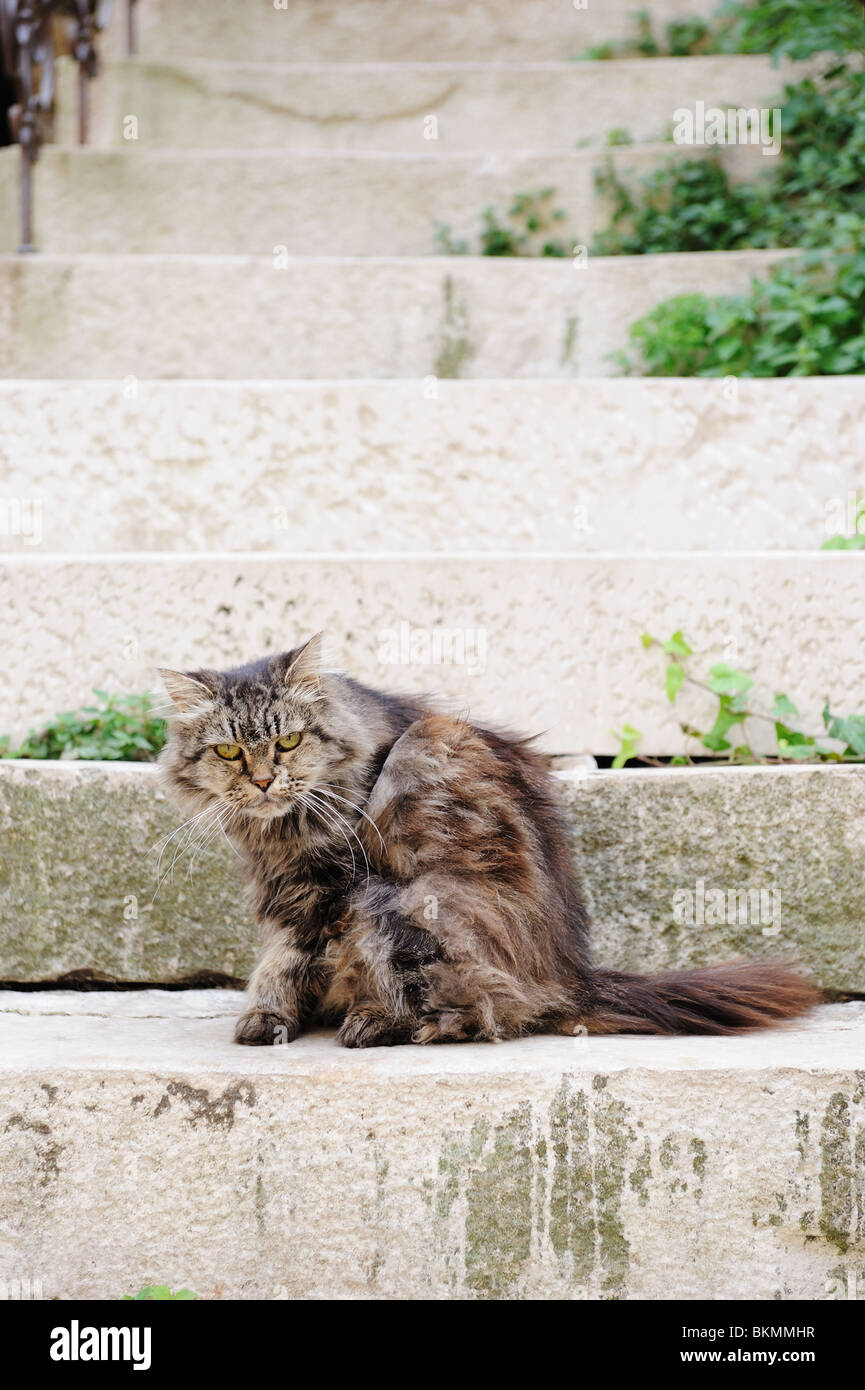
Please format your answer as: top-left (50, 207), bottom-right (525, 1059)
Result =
top-left (69, 0), bottom-right (114, 144)
top-left (1, 0), bottom-right (114, 251)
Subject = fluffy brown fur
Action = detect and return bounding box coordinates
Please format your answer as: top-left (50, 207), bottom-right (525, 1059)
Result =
top-left (157, 636), bottom-right (820, 1047)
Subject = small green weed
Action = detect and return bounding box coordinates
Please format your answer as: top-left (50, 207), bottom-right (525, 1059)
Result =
top-left (612, 630), bottom-right (865, 767)
top-left (1, 691), bottom-right (166, 761)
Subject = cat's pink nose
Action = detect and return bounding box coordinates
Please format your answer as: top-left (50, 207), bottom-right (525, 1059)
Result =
top-left (251, 777), bottom-right (273, 791)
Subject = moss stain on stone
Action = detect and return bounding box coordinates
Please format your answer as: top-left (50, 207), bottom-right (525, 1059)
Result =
top-left (659, 1136), bottom-right (679, 1171)
top-left (156, 1080), bottom-right (256, 1131)
top-left (819, 1092), bottom-right (854, 1254)
top-left (592, 1097), bottom-right (632, 1298)
top-left (549, 1081), bottom-right (595, 1287)
top-left (470, 1115), bottom-right (490, 1158)
top-left (548, 1080), bottom-right (632, 1297)
top-left (690, 1138), bottom-right (707, 1200)
top-left (629, 1141), bottom-right (652, 1206)
top-left (559, 314), bottom-right (578, 367)
top-left (435, 1139), bottom-right (462, 1222)
top-left (4, 1113), bottom-right (64, 1188)
top-left (794, 1109), bottom-right (810, 1163)
top-left (434, 275), bottom-right (475, 380)
top-left (463, 1104), bottom-right (533, 1299)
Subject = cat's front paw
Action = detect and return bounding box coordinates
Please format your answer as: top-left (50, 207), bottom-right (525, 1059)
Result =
top-left (411, 1009), bottom-right (474, 1044)
top-left (336, 1008), bottom-right (408, 1049)
top-left (234, 1008), bottom-right (298, 1046)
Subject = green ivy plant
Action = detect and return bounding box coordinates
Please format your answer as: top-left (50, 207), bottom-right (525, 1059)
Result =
top-left (612, 631), bottom-right (865, 767)
top-left (707, 0), bottom-right (865, 62)
top-left (590, 65), bottom-right (865, 258)
top-left (435, 188), bottom-right (570, 258)
top-left (1, 691), bottom-right (167, 761)
top-left (615, 219), bottom-right (865, 376)
top-left (576, 0), bottom-right (865, 63)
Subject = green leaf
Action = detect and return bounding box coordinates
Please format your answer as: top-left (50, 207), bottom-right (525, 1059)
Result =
top-left (823, 710), bottom-right (865, 755)
top-left (707, 664), bottom-right (754, 697)
top-left (665, 663), bottom-right (685, 703)
top-left (701, 730), bottom-right (732, 753)
top-left (662, 630), bottom-right (692, 658)
top-left (770, 693), bottom-right (799, 720)
top-left (611, 724), bottom-right (642, 769)
top-left (781, 743), bottom-right (818, 761)
top-left (700, 703), bottom-right (745, 753)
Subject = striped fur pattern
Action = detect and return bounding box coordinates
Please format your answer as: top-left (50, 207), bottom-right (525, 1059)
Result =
top-left (158, 636), bottom-right (820, 1047)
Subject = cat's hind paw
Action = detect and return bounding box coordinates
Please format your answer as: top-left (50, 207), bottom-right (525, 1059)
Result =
top-left (234, 1008), bottom-right (298, 1046)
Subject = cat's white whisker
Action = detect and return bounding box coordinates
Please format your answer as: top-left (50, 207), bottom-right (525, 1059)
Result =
top-left (304, 789), bottom-right (371, 889)
top-left (216, 806), bottom-right (243, 859)
top-left (186, 807), bottom-right (230, 877)
top-left (152, 803), bottom-right (223, 897)
top-left (316, 784), bottom-right (387, 854)
top-left (299, 791), bottom-right (358, 882)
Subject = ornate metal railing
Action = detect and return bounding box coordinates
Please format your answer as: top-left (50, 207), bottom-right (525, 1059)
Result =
top-left (1, 0), bottom-right (116, 251)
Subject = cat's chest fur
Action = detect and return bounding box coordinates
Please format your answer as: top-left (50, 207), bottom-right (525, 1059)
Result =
top-left (243, 838), bottom-right (353, 951)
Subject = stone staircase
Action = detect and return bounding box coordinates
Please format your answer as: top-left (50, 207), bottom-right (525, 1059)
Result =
top-left (0, 0), bottom-right (863, 1300)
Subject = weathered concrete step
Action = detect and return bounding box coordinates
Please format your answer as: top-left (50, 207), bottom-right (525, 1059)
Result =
top-left (1, 760), bottom-right (863, 990)
top-left (0, 144), bottom-right (771, 257)
top-left (1, 988), bottom-right (861, 1299)
top-left (1, 553), bottom-right (863, 752)
top-left (105, 0), bottom-right (721, 64)
top-left (2, 144), bottom-right (772, 258)
top-left (58, 53), bottom-right (807, 151)
top-left (0, 250), bottom-right (792, 379)
top-left (3, 378), bottom-right (862, 554)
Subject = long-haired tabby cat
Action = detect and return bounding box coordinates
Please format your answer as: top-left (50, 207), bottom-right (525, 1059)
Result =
top-left (158, 635), bottom-right (818, 1047)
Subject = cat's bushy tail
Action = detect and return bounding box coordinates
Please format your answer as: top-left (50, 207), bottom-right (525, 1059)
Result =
top-left (585, 960), bottom-right (820, 1035)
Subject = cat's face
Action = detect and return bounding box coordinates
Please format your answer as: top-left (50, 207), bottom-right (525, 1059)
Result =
top-left (158, 636), bottom-right (363, 825)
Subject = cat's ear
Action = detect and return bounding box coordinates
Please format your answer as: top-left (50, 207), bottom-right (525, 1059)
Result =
top-left (279, 633), bottom-right (324, 696)
top-left (157, 668), bottom-right (215, 714)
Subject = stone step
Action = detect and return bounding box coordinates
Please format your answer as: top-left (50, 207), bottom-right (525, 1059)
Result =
top-left (1, 987), bottom-right (861, 1299)
top-left (1, 553), bottom-right (862, 755)
top-left (104, 0), bottom-right (721, 64)
top-left (0, 249), bottom-right (792, 379)
top-left (2, 378), bottom-right (862, 554)
top-left (0, 144), bottom-right (771, 257)
top-left (1, 757), bottom-right (863, 990)
top-left (57, 53), bottom-right (805, 151)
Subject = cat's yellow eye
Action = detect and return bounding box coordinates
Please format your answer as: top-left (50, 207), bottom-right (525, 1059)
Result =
top-left (276, 732), bottom-right (302, 752)
top-left (214, 743), bottom-right (242, 760)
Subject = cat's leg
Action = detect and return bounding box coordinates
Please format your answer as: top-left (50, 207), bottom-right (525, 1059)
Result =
top-left (335, 1004), bottom-right (412, 1049)
top-left (234, 925), bottom-right (325, 1045)
top-left (412, 954), bottom-right (548, 1043)
top-left (325, 881), bottom-right (441, 1048)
